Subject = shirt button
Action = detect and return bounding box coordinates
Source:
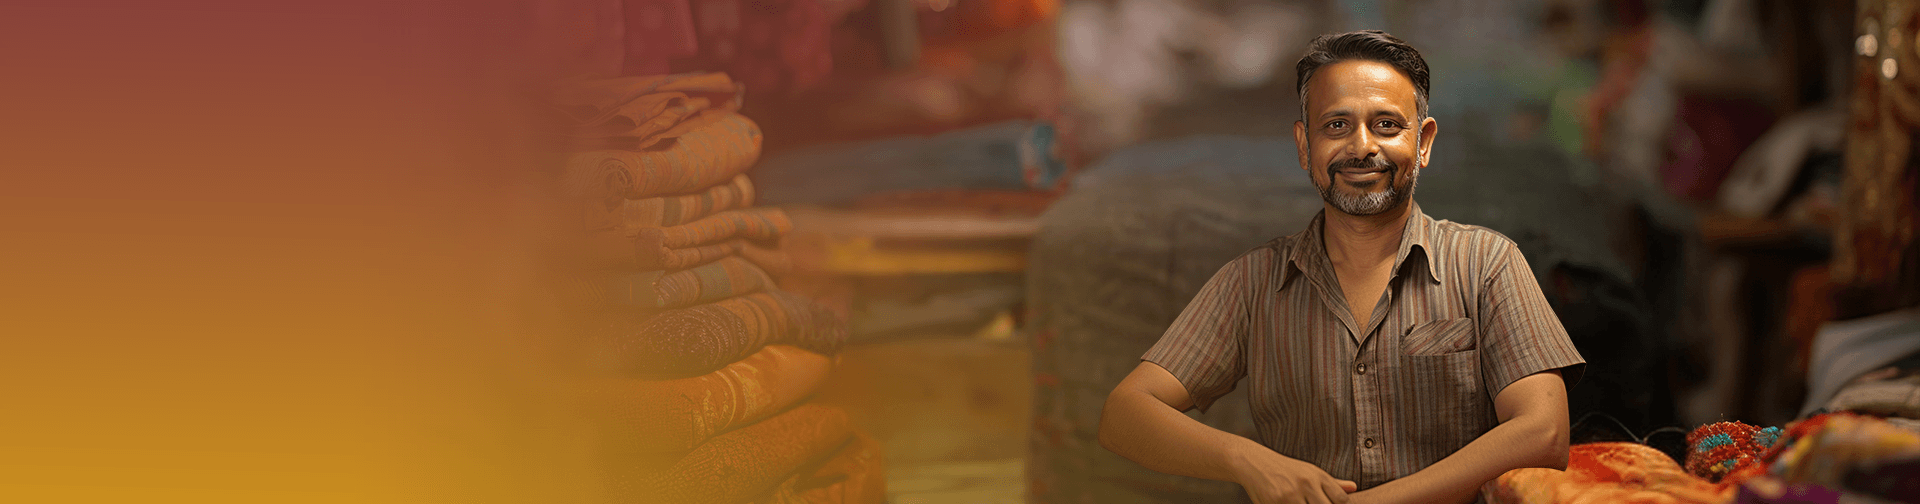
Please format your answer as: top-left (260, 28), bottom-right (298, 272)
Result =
top-left (1363, 438), bottom-right (1376, 449)
top-left (1356, 363), bottom-right (1367, 375)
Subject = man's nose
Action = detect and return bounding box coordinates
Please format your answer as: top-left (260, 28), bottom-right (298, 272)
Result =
top-left (1345, 127), bottom-right (1382, 159)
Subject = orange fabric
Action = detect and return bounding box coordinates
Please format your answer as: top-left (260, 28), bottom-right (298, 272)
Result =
top-left (756, 432), bottom-right (887, 504)
top-left (603, 174), bottom-right (757, 231)
top-left (567, 112), bottom-right (762, 199)
top-left (594, 345), bottom-right (831, 457)
top-left (738, 241), bottom-right (794, 278)
top-left (622, 404), bottom-right (853, 504)
top-left (552, 72), bottom-right (744, 150)
top-left (1485, 443), bottom-right (1733, 504)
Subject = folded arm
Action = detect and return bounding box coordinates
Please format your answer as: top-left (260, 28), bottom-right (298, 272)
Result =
top-left (1349, 369), bottom-right (1571, 504)
top-left (1100, 361), bottom-right (1357, 504)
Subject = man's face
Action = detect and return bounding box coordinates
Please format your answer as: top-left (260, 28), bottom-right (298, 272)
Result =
top-left (1293, 60), bottom-right (1438, 217)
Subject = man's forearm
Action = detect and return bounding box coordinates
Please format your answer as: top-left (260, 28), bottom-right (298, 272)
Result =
top-left (1098, 384), bottom-right (1267, 483)
top-left (1353, 372), bottom-right (1570, 504)
top-left (1352, 411), bottom-right (1564, 504)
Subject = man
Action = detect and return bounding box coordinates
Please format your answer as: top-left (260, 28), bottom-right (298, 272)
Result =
top-left (1097, 30), bottom-right (1586, 504)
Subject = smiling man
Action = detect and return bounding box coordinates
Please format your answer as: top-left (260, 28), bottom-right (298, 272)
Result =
top-left (1096, 31), bottom-right (1587, 504)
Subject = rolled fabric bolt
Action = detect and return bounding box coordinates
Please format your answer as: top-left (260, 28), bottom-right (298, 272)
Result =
top-left (590, 345), bottom-right (832, 457)
top-left (620, 404), bottom-right (853, 504)
top-left (597, 290), bottom-right (847, 378)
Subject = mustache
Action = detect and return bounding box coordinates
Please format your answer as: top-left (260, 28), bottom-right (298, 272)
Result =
top-left (1327, 155), bottom-right (1396, 174)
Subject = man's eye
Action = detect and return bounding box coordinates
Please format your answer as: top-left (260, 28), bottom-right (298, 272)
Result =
top-left (1375, 120), bottom-right (1402, 131)
top-left (1327, 120), bottom-right (1348, 130)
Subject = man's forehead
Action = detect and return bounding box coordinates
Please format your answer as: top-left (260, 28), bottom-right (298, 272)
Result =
top-left (1304, 59), bottom-right (1418, 115)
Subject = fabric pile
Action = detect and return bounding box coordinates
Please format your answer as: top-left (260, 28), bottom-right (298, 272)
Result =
top-left (551, 72), bottom-right (879, 504)
top-left (1485, 413), bottom-right (1920, 504)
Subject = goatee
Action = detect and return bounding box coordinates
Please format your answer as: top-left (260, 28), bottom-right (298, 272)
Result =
top-left (1318, 155), bottom-right (1417, 216)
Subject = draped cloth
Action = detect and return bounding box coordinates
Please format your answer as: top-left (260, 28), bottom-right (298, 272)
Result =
top-left (593, 345), bottom-right (831, 457)
top-left (620, 403), bottom-right (853, 504)
top-left (600, 290), bottom-right (847, 378)
top-left (1484, 443), bottom-right (1732, 504)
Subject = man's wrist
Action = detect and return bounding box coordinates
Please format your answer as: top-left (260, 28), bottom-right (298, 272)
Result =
top-left (1218, 437), bottom-right (1271, 483)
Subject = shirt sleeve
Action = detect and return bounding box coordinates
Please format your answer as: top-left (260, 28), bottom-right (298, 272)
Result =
top-left (1141, 254), bottom-right (1253, 412)
top-left (1477, 241), bottom-right (1587, 400)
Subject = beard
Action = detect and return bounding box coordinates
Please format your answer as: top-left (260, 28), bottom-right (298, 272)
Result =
top-left (1316, 155), bottom-right (1417, 216)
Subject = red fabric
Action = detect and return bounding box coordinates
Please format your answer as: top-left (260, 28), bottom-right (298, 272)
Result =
top-left (1485, 443), bottom-right (1733, 504)
top-left (677, 0), bottom-right (834, 97)
top-left (624, 0), bottom-right (700, 75)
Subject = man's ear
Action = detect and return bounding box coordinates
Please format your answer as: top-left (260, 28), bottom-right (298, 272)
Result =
top-left (1293, 120), bottom-right (1310, 173)
top-left (1416, 116), bottom-right (1438, 169)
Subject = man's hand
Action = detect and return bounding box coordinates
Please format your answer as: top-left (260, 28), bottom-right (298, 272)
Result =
top-left (1101, 362), bottom-right (1356, 503)
top-left (1229, 447), bottom-right (1358, 504)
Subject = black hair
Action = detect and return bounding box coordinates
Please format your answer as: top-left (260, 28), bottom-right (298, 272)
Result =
top-left (1295, 30), bottom-right (1431, 119)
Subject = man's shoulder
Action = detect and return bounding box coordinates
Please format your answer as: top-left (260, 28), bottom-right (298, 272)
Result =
top-left (1232, 230), bottom-right (1307, 265)
top-left (1423, 217), bottom-right (1524, 273)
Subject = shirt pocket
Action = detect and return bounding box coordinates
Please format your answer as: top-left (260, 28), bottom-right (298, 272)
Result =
top-left (1402, 318), bottom-right (1476, 355)
top-left (1399, 350), bottom-right (1492, 460)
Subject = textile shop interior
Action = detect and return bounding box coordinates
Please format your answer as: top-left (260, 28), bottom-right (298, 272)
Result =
top-left (557, 0), bottom-right (1920, 503)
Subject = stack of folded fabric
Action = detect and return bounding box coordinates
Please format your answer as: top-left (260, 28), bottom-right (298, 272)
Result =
top-left (551, 72), bottom-right (881, 504)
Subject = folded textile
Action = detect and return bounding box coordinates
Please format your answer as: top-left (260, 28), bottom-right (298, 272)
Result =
top-left (590, 174), bottom-right (756, 231)
top-left (738, 241), bottom-right (794, 278)
top-left (621, 403), bottom-right (853, 504)
top-left (1484, 442), bottom-right (1732, 504)
top-left (595, 345), bottom-right (832, 457)
top-left (755, 432), bottom-right (886, 504)
top-left (645, 256), bottom-right (775, 309)
top-left (568, 112), bottom-right (763, 199)
top-left (600, 290), bottom-right (847, 378)
top-left (637, 207), bottom-right (792, 249)
top-left (576, 232), bottom-right (739, 271)
top-left (551, 72), bottom-right (743, 148)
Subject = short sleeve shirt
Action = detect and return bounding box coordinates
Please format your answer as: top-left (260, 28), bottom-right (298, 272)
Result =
top-left (1141, 203), bottom-right (1585, 490)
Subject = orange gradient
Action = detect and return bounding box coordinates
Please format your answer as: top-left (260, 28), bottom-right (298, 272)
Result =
top-left (0, 1), bottom-right (607, 502)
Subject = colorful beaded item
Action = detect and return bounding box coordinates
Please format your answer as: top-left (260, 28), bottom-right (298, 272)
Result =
top-left (1684, 421), bottom-right (1783, 481)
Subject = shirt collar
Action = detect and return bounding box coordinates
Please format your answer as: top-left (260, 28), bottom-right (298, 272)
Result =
top-left (1277, 202), bottom-right (1440, 291)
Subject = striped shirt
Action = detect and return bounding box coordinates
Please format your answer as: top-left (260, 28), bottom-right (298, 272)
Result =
top-left (1142, 203), bottom-right (1585, 490)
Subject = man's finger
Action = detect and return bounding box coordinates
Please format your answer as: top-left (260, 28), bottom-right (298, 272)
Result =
top-left (1320, 480), bottom-right (1351, 504)
top-left (1304, 482), bottom-right (1333, 504)
top-left (1337, 479), bottom-right (1358, 493)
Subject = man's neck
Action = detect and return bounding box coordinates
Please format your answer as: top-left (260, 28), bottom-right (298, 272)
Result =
top-left (1321, 201), bottom-right (1414, 268)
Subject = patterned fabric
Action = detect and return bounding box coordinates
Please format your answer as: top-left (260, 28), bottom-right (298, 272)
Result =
top-left (637, 207), bottom-right (792, 249)
top-left (568, 112), bottom-right (762, 199)
top-left (1484, 442), bottom-right (1731, 504)
top-left (1488, 414), bottom-right (1920, 504)
top-left (1767, 413), bottom-right (1920, 495)
top-left (550, 72), bottom-right (742, 149)
top-left (577, 232), bottom-right (741, 271)
top-left (1141, 204), bottom-right (1587, 489)
top-left (646, 256), bottom-right (775, 309)
top-left (601, 290), bottom-right (846, 378)
top-left (739, 241), bottom-right (794, 278)
top-left (620, 403), bottom-right (853, 504)
top-left (598, 174), bottom-right (756, 231)
top-left (1685, 421), bottom-right (1781, 481)
top-left (594, 345), bottom-right (831, 456)
top-left (756, 432), bottom-right (887, 504)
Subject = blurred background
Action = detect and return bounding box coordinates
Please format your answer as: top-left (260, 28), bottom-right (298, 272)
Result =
top-left (3, 0), bottom-right (1916, 502)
